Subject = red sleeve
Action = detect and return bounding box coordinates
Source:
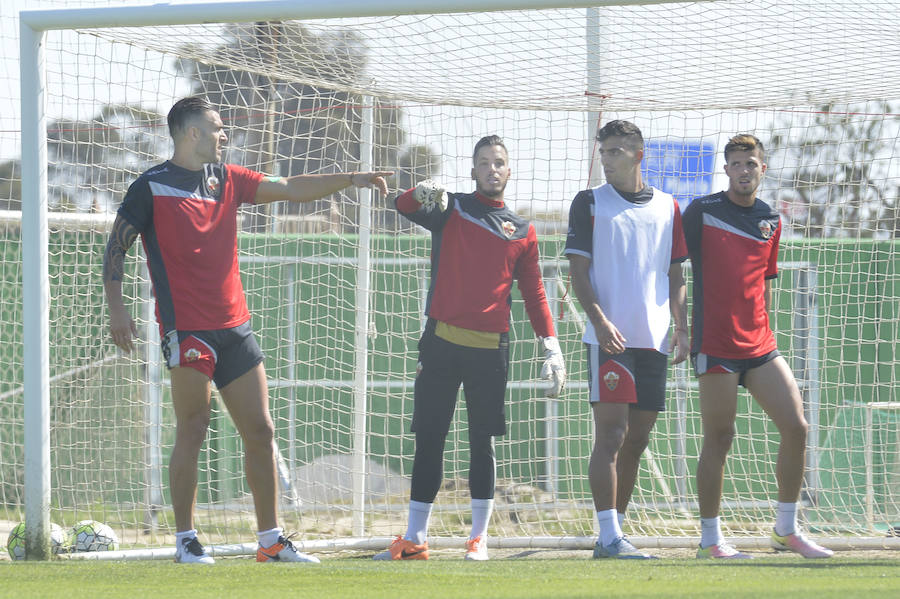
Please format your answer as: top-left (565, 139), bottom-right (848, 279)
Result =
top-left (765, 220), bottom-right (781, 279)
top-left (671, 198), bottom-right (688, 262)
top-left (227, 164), bottom-right (264, 206)
top-left (395, 188), bottom-right (419, 214)
top-left (515, 225), bottom-right (555, 338)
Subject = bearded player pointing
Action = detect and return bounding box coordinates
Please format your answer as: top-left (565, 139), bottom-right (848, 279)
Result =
top-left (103, 96), bottom-right (392, 564)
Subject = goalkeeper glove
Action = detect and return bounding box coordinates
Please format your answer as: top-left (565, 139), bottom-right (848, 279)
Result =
top-left (413, 179), bottom-right (448, 212)
top-left (540, 336), bottom-right (566, 398)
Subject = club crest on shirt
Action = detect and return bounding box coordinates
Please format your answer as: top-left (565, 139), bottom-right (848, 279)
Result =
top-left (603, 370), bottom-right (619, 391)
top-left (184, 348), bottom-right (202, 362)
top-left (758, 219), bottom-right (773, 239)
top-left (206, 175), bottom-right (220, 196)
top-left (501, 220), bottom-right (516, 238)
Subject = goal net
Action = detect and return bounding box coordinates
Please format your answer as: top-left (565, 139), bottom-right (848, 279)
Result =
top-left (5, 0), bottom-right (900, 557)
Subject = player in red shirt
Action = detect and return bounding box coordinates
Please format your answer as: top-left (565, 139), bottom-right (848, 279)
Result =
top-left (683, 134), bottom-right (832, 559)
top-left (373, 135), bottom-right (566, 562)
top-left (103, 96), bottom-right (392, 564)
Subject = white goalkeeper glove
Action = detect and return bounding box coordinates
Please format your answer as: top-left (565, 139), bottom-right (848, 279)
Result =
top-left (413, 179), bottom-right (448, 212)
top-left (540, 336), bottom-right (566, 398)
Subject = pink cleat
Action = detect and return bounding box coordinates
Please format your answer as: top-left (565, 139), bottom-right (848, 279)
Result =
top-left (770, 530), bottom-right (834, 558)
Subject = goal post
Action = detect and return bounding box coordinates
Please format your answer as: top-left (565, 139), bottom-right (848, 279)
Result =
top-left (13, 0), bottom-right (900, 561)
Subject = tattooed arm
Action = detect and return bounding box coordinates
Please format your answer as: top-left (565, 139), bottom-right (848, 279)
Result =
top-left (103, 214), bottom-right (140, 353)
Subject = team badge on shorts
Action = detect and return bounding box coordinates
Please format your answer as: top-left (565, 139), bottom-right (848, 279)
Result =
top-left (501, 220), bottom-right (516, 238)
top-left (758, 219), bottom-right (773, 239)
top-left (416, 361), bottom-right (423, 376)
top-left (184, 348), bottom-right (202, 362)
top-left (603, 370), bottom-right (620, 390)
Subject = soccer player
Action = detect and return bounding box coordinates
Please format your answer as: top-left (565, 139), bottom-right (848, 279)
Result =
top-left (565, 120), bottom-right (689, 559)
top-left (373, 135), bottom-right (566, 561)
top-left (102, 96), bottom-right (392, 565)
top-left (683, 133), bottom-right (833, 559)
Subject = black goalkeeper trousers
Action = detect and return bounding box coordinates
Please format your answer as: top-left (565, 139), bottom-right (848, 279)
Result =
top-left (409, 429), bottom-right (496, 502)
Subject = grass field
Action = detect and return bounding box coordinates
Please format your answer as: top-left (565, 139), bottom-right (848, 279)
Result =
top-left (2, 552), bottom-right (898, 599)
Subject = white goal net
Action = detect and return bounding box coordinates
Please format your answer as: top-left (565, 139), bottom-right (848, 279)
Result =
top-left (4, 0), bottom-right (899, 557)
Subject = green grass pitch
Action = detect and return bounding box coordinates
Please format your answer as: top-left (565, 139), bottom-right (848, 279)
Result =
top-left (2, 554), bottom-right (898, 599)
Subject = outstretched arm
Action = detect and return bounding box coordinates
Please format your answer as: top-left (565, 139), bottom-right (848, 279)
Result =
top-left (103, 215), bottom-right (140, 353)
top-left (253, 171), bottom-right (393, 205)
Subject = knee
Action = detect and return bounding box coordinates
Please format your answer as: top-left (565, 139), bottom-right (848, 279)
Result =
top-left (242, 417), bottom-right (275, 451)
top-left (779, 416), bottom-right (808, 445)
top-left (621, 429), bottom-right (651, 457)
top-left (593, 424), bottom-right (627, 459)
top-left (177, 411), bottom-right (211, 443)
top-left (703, 426), bottom-right (736, 455)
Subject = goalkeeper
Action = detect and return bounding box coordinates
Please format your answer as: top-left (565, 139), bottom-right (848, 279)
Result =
top-left (374, 135), bottom-right (566, 562)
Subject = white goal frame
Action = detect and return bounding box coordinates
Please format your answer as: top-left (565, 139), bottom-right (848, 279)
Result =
top-left (22, 0), bottom-right (898, 560)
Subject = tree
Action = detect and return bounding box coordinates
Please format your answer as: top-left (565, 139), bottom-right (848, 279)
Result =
top-left (176, 21), bottom-right (440, 234)
top-left (1, 104), bottom-right (167, 214)
top-left (0, 159), bottom-right (22, 212)
top-left (766, 101), bottom-right (900, 239)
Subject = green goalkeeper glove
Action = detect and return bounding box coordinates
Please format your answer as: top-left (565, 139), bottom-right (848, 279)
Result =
top-left (540, 336), bottom-right (566, 398)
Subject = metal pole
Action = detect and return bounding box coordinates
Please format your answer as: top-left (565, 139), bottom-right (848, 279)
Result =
top-left (351, 96), bottom-right (374, 536)
top-left (20, 18), bottom-right (51, 561)
top-left (142, 258), bottom-right (164, 534)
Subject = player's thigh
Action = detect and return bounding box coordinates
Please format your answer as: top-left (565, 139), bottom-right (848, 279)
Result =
top-left (591, 401), bottom-right (630, 449)
top-left (169, 366), bottom-right (212, 422)
top-left (461, 345), bottom-right (508, 436)
top-left (743, 355), bottom-right (805, 431)
top-left (697, 372), bottom-right (740, 433)
top-left (218, 362), bottom-right (274, 438)
top-left (412, 334), bottom-right (463, 436)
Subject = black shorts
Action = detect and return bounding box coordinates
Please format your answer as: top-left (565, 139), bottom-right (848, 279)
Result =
top-left (585, 345), bottom-right (668, 412)
top-left (161, 321), bottom-right (265, 389)
top-left (411, 319), bottom-right (510, 437)
top-left (691, 349), bottom-right (780, 387)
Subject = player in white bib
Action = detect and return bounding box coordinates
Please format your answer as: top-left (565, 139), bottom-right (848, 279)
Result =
top-left (565, 120), bottom-right (689, 559)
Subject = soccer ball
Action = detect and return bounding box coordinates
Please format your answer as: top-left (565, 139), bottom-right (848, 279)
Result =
top-left (6, 522), bottom-right (69, 560)
top-left (70, 520), bottom-right (119, 552)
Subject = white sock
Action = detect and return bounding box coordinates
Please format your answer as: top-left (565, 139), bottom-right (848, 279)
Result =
top-left (775, 502), bottom-right (798, 536)
top-left (405, 500), bottom-right (433, 545)
top-left (597, 509), bottom-right (623, 546)
top-left (700, 517), bottom-right (724, 548)
top-left (175, 529), bottom-right (197, 548)
top-left (617, 511), bottom-right (626, 530)
top-left (257, 526), bottom-right (282, 548)
top-left (470, 498), bottom-right (494, 540)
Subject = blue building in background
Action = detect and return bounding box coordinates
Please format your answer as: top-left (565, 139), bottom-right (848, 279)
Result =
top-left (641, 139), bottom-right (716, 211)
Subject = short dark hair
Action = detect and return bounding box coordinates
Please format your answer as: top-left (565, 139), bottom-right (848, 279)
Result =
top-left (724, 133), bottom-right (765, 161)
top-left (595, 120), bottom-right (644, 150)
top-left (167, 96), bottom-right (214, 139)
top-left (472, 134), bottom-right (508, 163)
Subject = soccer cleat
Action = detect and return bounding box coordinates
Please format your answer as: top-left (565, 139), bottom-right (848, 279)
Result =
top-left (592, 537), bottom-right (656, 559)
top-left (464, 536), bottom-right (489, 561)
top-left (696, 543), bottom-right (753, 559)
top-left (770, 530), bottom-right (834, 558)
top-left (372, 535), bottom-right (430, 561)
top-left (256, 533), bottom-right (320, 563)
top-left (174, 536), bottom-right (215, 565)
